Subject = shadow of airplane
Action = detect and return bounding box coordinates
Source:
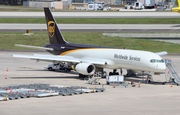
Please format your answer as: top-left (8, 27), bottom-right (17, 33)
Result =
top-left (16, 69), bottom-right (79, 75)
top-left (10, 76), bottom-right (84, 80)
top-left (172, 25), bottom-right (180, 27)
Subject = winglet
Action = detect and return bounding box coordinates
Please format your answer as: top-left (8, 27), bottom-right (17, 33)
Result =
top-left (156, 51), bottom-right (168, 56)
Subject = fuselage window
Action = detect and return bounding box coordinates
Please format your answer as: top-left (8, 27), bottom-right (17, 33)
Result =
top-left (150, 59), bottom-right (165, 63)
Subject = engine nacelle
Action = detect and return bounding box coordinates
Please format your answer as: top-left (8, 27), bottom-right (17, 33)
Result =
top-left (75, 63), bottom-right (95, 75)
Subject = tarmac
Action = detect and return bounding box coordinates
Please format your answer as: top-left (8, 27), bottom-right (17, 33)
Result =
top-left (1, 24), bottom-right (180, 30)
top-left (0, 11), bottom-right (179, 18)
top-left (0, 51), bottom-right (180, 115)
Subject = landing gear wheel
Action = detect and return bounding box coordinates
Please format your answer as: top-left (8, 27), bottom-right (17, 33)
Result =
top-left (109, 72), bottom-right (113, 76)
top-left (64, 68), bottom-right (67, 72)
top-left (48, 67), bottom-right (53, 71)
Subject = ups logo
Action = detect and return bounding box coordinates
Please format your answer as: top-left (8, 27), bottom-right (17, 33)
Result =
top-left (48, 21), bottom-right (55, 37)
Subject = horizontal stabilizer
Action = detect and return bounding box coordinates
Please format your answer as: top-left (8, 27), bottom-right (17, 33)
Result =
top-left (15, 44), bottom-right (54, 51)
top-left (156, 51), bottom-right (168, 56)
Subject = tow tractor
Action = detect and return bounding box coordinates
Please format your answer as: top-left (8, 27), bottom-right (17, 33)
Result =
top-left (47, 62), bottom-right (72, 72)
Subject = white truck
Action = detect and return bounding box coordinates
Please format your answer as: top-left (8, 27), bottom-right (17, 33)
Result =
top-left (47, 62), bottom-right (72, 72)
top-left (133, 2), bottom-right (144, 10)
top-left (144, 0), bottom-right (155, 9)
top-left (87, 2), bottom-right (104, 10)
top-left (106, 75), bottom-right (124, 85)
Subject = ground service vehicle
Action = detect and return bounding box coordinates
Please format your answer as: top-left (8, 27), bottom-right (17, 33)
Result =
top-left (47, 63), bottom-right (72, 72)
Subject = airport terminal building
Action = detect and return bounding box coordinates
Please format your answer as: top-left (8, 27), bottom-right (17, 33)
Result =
top-left (0, 0), bottom-right (177, 10)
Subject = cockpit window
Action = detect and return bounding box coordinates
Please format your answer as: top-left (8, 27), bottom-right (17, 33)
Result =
top-left (150, 59), bottom-right (155, 63)
top-left (150, 59), bottom-right (164, 63)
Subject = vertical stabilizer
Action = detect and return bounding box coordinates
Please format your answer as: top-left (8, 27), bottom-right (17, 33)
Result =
top-left (44, 8), bottom-right (66, 44)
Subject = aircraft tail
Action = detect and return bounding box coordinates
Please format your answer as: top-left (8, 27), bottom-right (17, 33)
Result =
top-left (44, 7), bottom-right (66, 44)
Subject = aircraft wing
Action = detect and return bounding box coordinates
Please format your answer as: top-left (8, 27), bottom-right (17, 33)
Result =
top-left (12, 54), bottom-right (80, 63)
top-left (77, 57), bottom-right (108, 65)
top-left (11, 54), bottom-right (108, 65)
top-left (156, 51), bottom-right (168, 56)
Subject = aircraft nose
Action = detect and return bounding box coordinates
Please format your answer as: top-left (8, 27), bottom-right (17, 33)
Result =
top-left (157, 64), bottom-right (166, 72)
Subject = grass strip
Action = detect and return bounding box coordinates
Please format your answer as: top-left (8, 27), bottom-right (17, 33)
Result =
top-left (0, 32), bottom-right (179, 54)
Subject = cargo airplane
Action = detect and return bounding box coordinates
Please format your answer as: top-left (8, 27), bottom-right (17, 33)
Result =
top-left (12, 8), bottom-right (167, 77)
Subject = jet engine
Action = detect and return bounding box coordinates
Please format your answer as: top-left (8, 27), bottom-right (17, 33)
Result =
top-left (75, 63), bottom-right (96, 75)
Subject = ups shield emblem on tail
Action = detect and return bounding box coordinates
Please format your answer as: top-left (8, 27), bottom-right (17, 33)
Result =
top-left (48, 21), bottom-right (55, 37)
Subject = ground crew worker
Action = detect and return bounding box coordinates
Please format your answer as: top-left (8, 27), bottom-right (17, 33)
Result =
top-left (120, 68), bottom-right (123, 75)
